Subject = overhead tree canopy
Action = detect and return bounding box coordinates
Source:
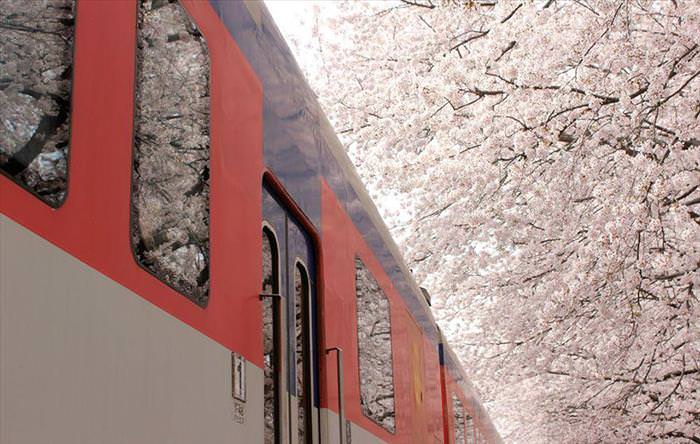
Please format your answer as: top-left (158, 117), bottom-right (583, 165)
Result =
top-left (291, 1), bottom-right (700, 442)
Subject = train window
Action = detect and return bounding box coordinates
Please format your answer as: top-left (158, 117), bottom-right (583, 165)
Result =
top-left (132, 0), bottom-right (211, 306)
top-left (453, 394), bottom-right (466, 444)
top-left (262, 227), bottom-right (280, 444)
top-left (294, 262), bottom-right (313, 442)
top-left (355, 258), bottom-right (396, 433)
top-left (0, 0), bottom-right (75, 206)
top-left (465, 415), bottom-right (475, 444)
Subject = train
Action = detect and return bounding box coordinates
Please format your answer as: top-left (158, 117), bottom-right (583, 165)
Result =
top-left (0, 1), bottom-right (504, 443)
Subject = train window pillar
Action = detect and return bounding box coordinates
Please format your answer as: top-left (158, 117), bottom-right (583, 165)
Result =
top-left (354, 258), bottom-right (396, 433)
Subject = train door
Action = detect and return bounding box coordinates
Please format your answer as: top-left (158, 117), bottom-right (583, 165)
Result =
top-left (262, 185), bottom-right (320, 444)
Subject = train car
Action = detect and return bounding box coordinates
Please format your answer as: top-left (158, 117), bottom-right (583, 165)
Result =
top-left (440, 334), bottom-right (504, 444)
top-left (0, 1), bottom-right (503, 443)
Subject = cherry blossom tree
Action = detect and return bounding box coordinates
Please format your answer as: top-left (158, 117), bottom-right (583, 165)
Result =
top-left (283, 1), bottom-right (700, 441)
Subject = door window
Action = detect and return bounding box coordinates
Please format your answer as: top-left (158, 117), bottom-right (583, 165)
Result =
top-left (262, 227), bottom-right (281, 444)
top-left (294, 263), bottom-right (312, 443)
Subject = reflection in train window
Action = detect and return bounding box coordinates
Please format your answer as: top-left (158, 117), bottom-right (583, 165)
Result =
top-left (453, 394), bottom-right (466, 444)
top-left (262, 227), bottom-right (280, 444)
top-left (294, 262), bottom-right (312, 442)
top-left (0, 0), bottom-right (75, 206)
top-left (355, 258), bottom-right (396, 433)
top-left (132, 0), bottom-right (211, 305)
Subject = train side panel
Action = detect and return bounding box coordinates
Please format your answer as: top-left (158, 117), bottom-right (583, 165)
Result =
top-left (0, 216), bottom-right (263, 443)
top-left (321, 179), bottom-right (440, 443)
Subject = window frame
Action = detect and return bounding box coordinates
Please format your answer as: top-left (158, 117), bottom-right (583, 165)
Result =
top-left (0, 0), bottom-right (78, 208)
top-left (129, 0), bottom-right (212, 307)
top-left (353, 255), bottom-right (397, 434)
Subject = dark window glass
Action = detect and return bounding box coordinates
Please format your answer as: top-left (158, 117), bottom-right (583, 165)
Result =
top-left (0, 0), bottom-right (75, 206)
top-left (132, 0), bottom-right (210, 305)
top-left (355, 258), bottom-right (396, 433)
top-left (262, 227), bottom-right (280, 444)
top-left (295, 262), bottom-right (312, 443)
top-left (453, 394), bottom-right (466, 444)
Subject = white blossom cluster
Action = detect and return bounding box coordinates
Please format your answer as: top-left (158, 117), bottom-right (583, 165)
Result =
top-left (292, 1), bottom-right (700, 442)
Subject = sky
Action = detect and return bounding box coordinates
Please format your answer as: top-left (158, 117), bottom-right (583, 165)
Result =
top-left (264, 0), bottom-right (313, 33)
top-left (264, 0), bottom-right (321, 69)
